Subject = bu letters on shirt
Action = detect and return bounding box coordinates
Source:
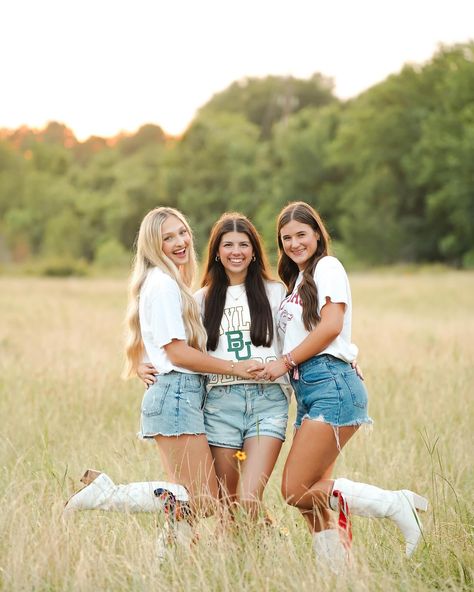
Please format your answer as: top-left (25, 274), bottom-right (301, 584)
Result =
top-left (219, 305), bottom-right (252, 361)
top-left (226, 330), bottom-right (252, 360)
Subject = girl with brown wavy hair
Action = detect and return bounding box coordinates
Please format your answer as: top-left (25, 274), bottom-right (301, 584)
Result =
top-left (257, 201), bottom-right (428, 573)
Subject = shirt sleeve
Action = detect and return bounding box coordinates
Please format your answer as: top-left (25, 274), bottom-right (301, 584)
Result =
top-left (266, 281), bottom-right (287, 308)
top-left (276, 281), bottom-right (287, 303)
top-left (314, 257), bottom-right (350, 312)
top-left (193, 288), bottom-right (206, 319)
top-left (149, 282), bottom-right (187, 348)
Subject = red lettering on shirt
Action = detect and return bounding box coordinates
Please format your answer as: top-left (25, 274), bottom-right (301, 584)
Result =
top-left (288, 291), bottom-right (302, 305)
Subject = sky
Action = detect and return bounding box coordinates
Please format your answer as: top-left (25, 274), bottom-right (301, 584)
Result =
top-left (1, 0), bottom-right (473, 140)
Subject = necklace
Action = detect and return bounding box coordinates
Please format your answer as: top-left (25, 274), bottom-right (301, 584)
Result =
top-left (228, 285), bottom-right (246, 302)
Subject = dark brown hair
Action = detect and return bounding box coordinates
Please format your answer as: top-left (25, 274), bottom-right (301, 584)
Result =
top-left (201, 213), bottom-right (274, 351)
top-left (277, 201), bottom-right (330, 331)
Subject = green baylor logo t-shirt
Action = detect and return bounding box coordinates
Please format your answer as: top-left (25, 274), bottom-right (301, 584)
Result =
top-left (194, 281), bottom-right (291, 394)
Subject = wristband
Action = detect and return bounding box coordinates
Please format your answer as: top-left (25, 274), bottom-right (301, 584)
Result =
top-left (285, 352), bottom-right (299, 380)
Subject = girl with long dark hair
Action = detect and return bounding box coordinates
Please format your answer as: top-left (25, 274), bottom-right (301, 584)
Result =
top-left (195, 213), bottom-right (289, 518)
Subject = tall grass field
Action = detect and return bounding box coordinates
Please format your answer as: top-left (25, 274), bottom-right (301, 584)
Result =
top-left (0, 271), bottom-right (473, 591)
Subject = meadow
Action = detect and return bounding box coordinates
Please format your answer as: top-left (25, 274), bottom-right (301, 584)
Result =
top-left (0, 270), bottom-right (472, 591)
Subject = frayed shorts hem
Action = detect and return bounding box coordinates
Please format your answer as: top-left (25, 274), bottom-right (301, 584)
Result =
top-left (294, 416), bottom-right (373, 452)
top-left (295, 415), bottom-right (373, 430)
top-left (138, 431), bottom-right (207, 439)
top-left (208, 431), bottom-right (286, 449)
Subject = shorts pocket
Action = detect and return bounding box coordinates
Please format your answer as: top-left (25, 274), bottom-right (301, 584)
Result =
top-left (262, 384), bottom-right (286, 402)
top-left (300, 365), bottom-right (335, 387)
top-left (181, 377), bottom-right (205, 413)
top-left (183, 375), bottom-right (203, 392)
top-left (207, 386), bottom-right (227, 400)
top-left (342, 369), bottom-right (368, 409)
top-left (141, 382), bottom-right (171, 417)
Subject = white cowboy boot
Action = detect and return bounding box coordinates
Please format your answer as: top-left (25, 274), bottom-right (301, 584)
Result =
top-left (330, 478), bottom-right (428, 557)
top-left (312, 529), bottom-right (350, 575)
top-left (155, 486), bottom-right (196, 560)
top-left (156, 519), bottom-right (195, 560)
top-left (64, 471), bottom-right (189, 516)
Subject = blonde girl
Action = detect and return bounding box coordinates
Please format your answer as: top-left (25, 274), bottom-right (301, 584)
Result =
top-left (65, 207), bottom-right (260, 553)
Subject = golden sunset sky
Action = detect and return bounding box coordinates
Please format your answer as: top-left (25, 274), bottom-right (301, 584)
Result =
top-left (1, 0), bottom-right (473, 139)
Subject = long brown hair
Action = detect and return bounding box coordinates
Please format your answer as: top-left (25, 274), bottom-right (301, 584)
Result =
top-left (201, 213), bottom-right (274, 351)
top-left (277, 201), bottom-right (330, 331)
top-left (123, 207), bottom-right (207, 378)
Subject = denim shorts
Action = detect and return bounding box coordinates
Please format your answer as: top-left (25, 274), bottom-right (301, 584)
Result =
top-left (292, 355), bottom-right (373, 429)
top-left (139, 371), bottom-right (207, 438)
top-left (203, 383), bottom-right (289, 449)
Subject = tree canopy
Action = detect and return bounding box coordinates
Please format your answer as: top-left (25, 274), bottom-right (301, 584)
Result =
top-left (1, 42), bottom-right (473, 271)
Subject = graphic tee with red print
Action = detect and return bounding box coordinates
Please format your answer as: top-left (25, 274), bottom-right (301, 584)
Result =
top-left (277, 256), bottom-right (358, 363)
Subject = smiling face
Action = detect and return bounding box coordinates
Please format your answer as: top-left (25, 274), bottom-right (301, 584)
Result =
top-left (161, 214), bottom-right (191, 267)
top-left (218, 231), bottom-right (254, 284)
top-left (279, 219), bottom-right (320, 271)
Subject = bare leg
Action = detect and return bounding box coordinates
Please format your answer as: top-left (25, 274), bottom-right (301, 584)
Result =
top-left (210, 436), bottom-right (283, 522)
top-left (210, 446), bottom-right (240, 510)
top-left (300, 462), bottom-right (336, 533)
top-left (155, 434), bottom-right (219, 517)
top-left (281, 421), bottom-right (358, 530)
top-left (239, 436), bottom-right (283, 519)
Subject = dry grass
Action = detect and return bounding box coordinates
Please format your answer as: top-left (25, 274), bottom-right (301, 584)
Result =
top-left (0, 271), bottom-right (473, 591)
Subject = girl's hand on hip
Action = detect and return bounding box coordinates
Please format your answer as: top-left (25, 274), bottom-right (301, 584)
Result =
top-left (137, 362), bottom-right (159, 386)
top-left (351, 360), bottom-right (364, 381)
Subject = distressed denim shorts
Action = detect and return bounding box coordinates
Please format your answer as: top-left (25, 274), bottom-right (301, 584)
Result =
top-left (139, 371), bottom-right (207, 438)
top-left (203, 383), bottom-right (289, 449)
top-left (292, 354), bottom-right (373, 429)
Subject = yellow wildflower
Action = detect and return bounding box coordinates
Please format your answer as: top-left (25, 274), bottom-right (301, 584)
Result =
top-left (233, 450), bottom-right (247, 462)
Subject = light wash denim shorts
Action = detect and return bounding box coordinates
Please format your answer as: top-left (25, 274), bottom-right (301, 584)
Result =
top-left (203, 383), bottom-right (289, 449)
top-left (292, 354), bottom-right (373, 429)
top-left (139, 371), bottom-right (207, 438)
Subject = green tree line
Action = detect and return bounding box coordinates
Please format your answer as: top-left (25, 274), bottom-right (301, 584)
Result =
top-left (1, 42), bottom-right (473, 272)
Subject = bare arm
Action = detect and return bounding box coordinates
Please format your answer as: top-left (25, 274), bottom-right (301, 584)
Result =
top-left (137, 340), bottom-right (262, 385)
top-left (289, 299), bottom-right (344, 365)
top-left (165, 339), bottom-right (261, 377)
top-left (256, 299), bottom-right (344, 381)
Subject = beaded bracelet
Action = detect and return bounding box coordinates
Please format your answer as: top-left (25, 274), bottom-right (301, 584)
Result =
top-left (285, 352), bottom-right (299, 380)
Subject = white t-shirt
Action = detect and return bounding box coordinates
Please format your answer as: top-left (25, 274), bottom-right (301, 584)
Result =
top-left (194, 280), bottom-right (291, 396)
top-left (277, 256), bottom-right (358, 363)
top-left (139, 267), bottom-right (197, 375)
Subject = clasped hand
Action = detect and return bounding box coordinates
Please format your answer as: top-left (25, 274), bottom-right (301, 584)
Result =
top-left (254, 358), bottom-right (288, 382)
top-left (136, 360), bottom-right (265, 385)
top-left (254, 358), bottom-right (364, 382)
top-left (137, 359), bottom-right (363, 385)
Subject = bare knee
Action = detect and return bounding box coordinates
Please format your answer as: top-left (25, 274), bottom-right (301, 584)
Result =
top-left (188, 492), bottom-right (220, 519)
top-left (281, 482), bottom-right (305, 508)
top-left (281, 477), bottom-right (330, 510)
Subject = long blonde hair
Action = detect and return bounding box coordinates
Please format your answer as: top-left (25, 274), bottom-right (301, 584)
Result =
top-left (123, 207), bottom-right (207, 378)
